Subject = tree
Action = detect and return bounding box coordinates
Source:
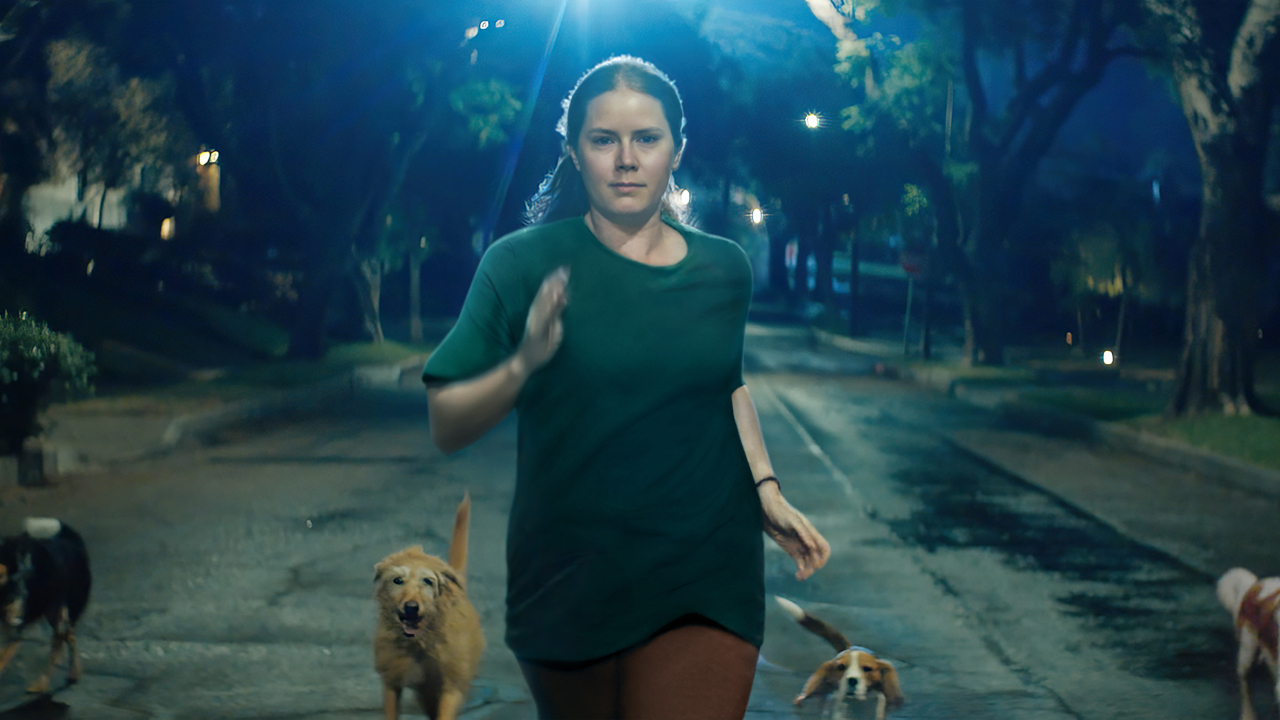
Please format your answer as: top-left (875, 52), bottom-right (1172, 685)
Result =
top-left (45, 37), bottom-right (192, 228)
top-left (824, 0), bottom-right (1147, 365)
top-left (162, 3), bottom-right (521, 356)
top-left (1141, 0), bottom-right (1280, 416)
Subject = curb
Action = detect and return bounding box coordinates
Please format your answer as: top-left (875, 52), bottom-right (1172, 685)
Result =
top-left (2, 358), bottom-right (429, 483)
top-left (810, 329), bottom-right (1280, 501)
top-left (160, 357), bottom-right (428, 451)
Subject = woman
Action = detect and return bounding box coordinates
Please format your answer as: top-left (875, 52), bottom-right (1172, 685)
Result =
top-left (423, 55), bottom-right (830, 720)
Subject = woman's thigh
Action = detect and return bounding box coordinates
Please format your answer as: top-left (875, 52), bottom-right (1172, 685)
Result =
top-left (618, 620), bottom-right (759, 720)
top-left (518, 655), bottom-right (619, 720)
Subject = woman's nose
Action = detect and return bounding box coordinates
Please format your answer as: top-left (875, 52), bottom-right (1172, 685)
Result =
top-left (616, 142), bottom-right (637, 169)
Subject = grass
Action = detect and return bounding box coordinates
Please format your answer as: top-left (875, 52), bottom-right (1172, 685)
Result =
top-left (1009, 363), bottom-right (1280, 474)
top-left (1128, 413), bottom-right (1280, 473)
top-left (63, 340), bottom-right (434, 416)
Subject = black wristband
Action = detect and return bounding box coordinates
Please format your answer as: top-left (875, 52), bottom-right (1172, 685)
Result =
top-left (755, 476), bottom-right (780, 490)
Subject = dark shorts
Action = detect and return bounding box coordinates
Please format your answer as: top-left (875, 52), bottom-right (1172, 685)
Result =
top-left (518, 613), bottom-right (736, 671)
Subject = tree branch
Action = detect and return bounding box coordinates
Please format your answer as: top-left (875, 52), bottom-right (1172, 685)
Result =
top-left (1228, 0), bottom-right (1280, 139)
top-left (961, 4), bottom-right (990, 152)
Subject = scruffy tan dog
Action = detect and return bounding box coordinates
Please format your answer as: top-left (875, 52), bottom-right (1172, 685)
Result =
top-left (374, 493), bottom-right (483, 720)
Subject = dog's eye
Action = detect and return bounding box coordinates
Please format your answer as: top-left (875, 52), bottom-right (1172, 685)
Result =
top-left (862, 665), bottom-right (875, 673)
top-left (834, 662), bottom-right (847, 671)
top-left (393, 577), bottom-right (404, 585)
top-left (423, 577), bottom-right (434, 586)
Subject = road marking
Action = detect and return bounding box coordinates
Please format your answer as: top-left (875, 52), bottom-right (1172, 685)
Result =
top-left (751, 378), bottom-right (858, 505)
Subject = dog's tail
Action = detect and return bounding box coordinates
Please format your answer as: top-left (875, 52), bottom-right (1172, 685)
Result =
top-left (23, 517), bottom-right (63, 539)
top-left (448, 492), bottom-right (471, 576)
top-left (1217, 567), bottom-right (1259, 617)
top-left (775, 596), bottom-right (851, 653)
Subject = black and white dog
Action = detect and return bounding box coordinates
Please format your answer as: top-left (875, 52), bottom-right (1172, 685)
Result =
top-left (0, 518), bottom-right (91, 693)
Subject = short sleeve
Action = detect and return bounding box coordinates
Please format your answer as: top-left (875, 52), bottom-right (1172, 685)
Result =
top-left (422, 242), bottom-right (523, 385)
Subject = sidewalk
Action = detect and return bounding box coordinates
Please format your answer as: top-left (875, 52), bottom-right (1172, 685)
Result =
top-left (0, 355), bottom-right (427, 484)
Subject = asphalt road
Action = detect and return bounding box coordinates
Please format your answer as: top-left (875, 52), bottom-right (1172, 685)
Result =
top-left (0, 327), bottom-right (1264, 719)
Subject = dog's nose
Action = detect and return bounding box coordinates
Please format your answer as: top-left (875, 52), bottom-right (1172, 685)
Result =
top-left (402, 602), bottom-right (420, 618)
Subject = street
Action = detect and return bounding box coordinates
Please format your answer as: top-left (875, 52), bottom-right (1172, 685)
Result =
top-left (0, 326), bottom-right (1261, 719)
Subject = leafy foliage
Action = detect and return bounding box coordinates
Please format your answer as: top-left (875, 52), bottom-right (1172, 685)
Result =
top-left (45, 37), bottom-right (194, 205)
top-left (0, 312), bottom-right (95, 454)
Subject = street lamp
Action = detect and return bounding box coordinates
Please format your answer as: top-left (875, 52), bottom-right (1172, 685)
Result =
top-left (750, 207), bottom-right (764, 224)
top-left (804, 112), bottom-right (821, 129)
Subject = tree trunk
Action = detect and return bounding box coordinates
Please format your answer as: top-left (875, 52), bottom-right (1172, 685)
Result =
top-left (1114, 291), bottom-right (1129, 357)
top-left (408, 254), bottom-right (423, 344)
top-left (1076, 306), bottom-right (1086, 356)
top-left (1168, 145), bottom-right (1269, 416)
top-left (96, 184), bottom-right (108, 229)
top-left (1152, 0), bottom-right (1280, 416)
top-left (353, 259), bottom-right (385, 345)
top-left (847, 222), bottom-right (861, 337)
top-left (768, 229), bottom-right (788, 297)
top-left (814, 201), bottom-right (835, 305)
top-left (287, 274), bottom-right (334, 360)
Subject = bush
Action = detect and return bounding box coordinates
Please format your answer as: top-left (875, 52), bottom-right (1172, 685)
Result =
top-left (0, 313), bottom-right (96, 455)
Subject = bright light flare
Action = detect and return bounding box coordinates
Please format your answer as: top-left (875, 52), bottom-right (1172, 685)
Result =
top-left (678, 189), bottom-right (691, 206)
top-left (1102, 350), bottom-right (1115, 365)
top-left (198, 150), bottom-right (218, 165)
top-left (750, 208), bottom-right (764, 224)
top-left (804, 113), bottom-right (821, 129)
top-left (160, 217), bottom-right (175, 240)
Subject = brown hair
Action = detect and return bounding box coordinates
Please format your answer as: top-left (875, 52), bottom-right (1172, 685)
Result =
top-left (524, 55), bottom-right (689, 225)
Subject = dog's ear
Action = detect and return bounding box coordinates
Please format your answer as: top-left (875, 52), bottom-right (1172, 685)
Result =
top-left (794, 658), bottom-right (843, 705)
top-left (439, 569), bottom-right (462, 592)
top-left (373, 559), bottom-right (390, 583)
top-left (877, 659), bottom-right (905, 710)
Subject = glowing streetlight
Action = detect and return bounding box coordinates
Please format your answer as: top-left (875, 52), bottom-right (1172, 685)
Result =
top-left (678, 188), bottom-right (691, 206)
top-left (750, 208), bottom-right (764, 224)
top-left (804, 113), bottom-right (821, 129)
top-left (1102, 350), bottom-right (1115, 365)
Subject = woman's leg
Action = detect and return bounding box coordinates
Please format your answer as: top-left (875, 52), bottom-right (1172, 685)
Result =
top-left (617, 618), bottom-right (759, 720)
top-left (518, 655), bottom-right (620, 720)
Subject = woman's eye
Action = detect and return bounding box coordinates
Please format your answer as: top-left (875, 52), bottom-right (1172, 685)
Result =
top-left (638, 135), bottom-right (658, 144)
top-left (392, 577), bottom-right (404, 585)
top-left (591, 136), bottom-right (613, 145)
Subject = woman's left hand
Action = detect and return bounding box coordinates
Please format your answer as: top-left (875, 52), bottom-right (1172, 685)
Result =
top-left (758, 481), bottom-right (830, 580)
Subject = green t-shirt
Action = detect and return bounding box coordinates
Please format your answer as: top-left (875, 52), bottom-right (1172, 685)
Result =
top-left (423, 216), bottom-right (763, 662)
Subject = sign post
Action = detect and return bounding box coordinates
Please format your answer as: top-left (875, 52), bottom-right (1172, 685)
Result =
top-left (900, 252), bottom-right (925, 357)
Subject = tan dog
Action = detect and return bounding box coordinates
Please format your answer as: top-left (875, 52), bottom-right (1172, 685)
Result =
top-left (374, 494), bottom-right (483, 720)
top-left (776, 597), bottom-right (904, 720)
top-left (1218, 567), bottom-right (1280, 720)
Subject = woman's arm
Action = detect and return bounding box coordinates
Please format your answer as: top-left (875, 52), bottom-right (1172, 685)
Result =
top-left (426, 266), bottom-right (569, 455)
top-left (427, 355), bottom-right (531, 454)
top-left (732, 384), bottom-right (831, 580)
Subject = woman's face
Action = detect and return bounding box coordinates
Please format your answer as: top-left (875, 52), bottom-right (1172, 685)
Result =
top-left (570, 87), bottom-right (682, 226)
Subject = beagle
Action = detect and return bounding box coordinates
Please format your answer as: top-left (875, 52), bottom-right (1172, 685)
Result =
top-left (776, 596), bottom-right (904, 719)
top-left (1218, 567), bottom-right (1280, 720)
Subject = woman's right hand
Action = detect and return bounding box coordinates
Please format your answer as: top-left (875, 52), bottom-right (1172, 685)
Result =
top-left (516, 265), bottom-right (570, 375)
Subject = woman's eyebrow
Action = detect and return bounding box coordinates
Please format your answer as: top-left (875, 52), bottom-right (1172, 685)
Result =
top-left (585, 127), bottom-right (665, 135)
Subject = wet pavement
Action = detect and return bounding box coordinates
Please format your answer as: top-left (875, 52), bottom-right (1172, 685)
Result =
top-left (0, 325), bottom-right (1273, 718)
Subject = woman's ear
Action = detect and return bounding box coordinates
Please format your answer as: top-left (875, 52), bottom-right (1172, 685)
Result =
top-left (672, 140), bottom-right (685, 170)
top-left (567, 147), bottom-right (580, 172)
